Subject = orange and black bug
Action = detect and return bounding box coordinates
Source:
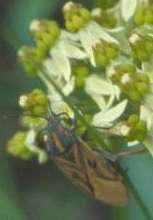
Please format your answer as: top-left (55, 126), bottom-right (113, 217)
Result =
top-left (41, 112), bottom-right (129, 206)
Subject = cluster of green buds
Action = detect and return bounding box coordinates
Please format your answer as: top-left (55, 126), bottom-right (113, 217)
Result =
top-left (63, 1), bottom-right (91, 32)
top-left (19, 89), bottom-right (49, 117)
top-left (7, 89), bottom-right (49, 163)
top-left (30, 20), bottom-right (61, 53)
top-left (110, 64), bottom-right (150, 102)
top-left (20, 115), bottom-right (48, 130)
top-left (129, 33), bottom-right (153, 62)
top-left (92, 8), bottom-right (117, 28)
top-left (73, 63), bottom-right (90, 88)
top-left (134, 4), bottom-right (153, 26)
top-left (120, 114), bottom-right (147, 142)
top-left (93, 41), bottom-right (119, 67)
top-left (18, 20), bottom-right (61, 76)
top-left (18, 46), bottom-right (42, 76)
top-left (7, 132), bottom-right (34, 160)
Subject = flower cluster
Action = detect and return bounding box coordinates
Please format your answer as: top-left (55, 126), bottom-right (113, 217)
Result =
top-left (63, 1), bottom-right (91, 32)
top-left (7, 89), bottom-right (49, 163)
top-left (7, 0), bottom-right (153, 161)
top-left (93, 41), bottom-right (119, 67)
top-left (120, 114), bottom-right (147, 142)
top-left (134, 4), bottom-right (153, 26)
top-left (129, 33), bottom-right (153, 62)
top-left (110, 64), bottom-right (150, 102)
top-left (92, 8), bottom-right (117, 28)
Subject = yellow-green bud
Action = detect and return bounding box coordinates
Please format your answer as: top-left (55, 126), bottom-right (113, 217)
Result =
top-left (134, 7), bottom-right (146, 26)
top-left (110, 64), bottom-right (150, 102)
top-left (134, 5), bottom-right (153, 26)
top-left (63, 2), bottom-right (91, 32)
top-left (19, 89), bottom-right (49, 116)
top-left (129, 33), bottom-right (153, 62)
top-left (18, 46), bottom-right (42, 76)
top-left (21, 115), bottom-right (48, 129)
top-left (73, 64), bottom-right (90, 88)
top-left (92, 8), bottom-right (117, 28)
top-left (121, 115), bottom-right (147, 142)
top-left (30, 19), bottom-right (60, 49)
top-left (7, 132), bottom-right (33, 160)
top-left (94, 41), bottom-right (119, 67)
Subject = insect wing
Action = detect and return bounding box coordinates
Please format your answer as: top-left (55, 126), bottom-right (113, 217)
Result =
top-left (77, 139), bottom-right (128, 206)
top-left (53, 137), bottom-right (128, 206)
top-left (53, 157), bottom-right (93, 196)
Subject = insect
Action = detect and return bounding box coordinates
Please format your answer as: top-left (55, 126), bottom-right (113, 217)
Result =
top-left (41, 112), bottom-right (129, 206)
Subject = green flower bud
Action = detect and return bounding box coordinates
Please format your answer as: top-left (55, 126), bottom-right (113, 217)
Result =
top-left (134, 7), bottom-right (145, 26)
top-left (134, 5), bottom-right (153, 26)
top-left (21, 115), bottom-right (48, 129)
top-left (63, 2), bottom-right (91, 32)
top-left (73, 64), bottom-right (90, 87)
top-left (94, 41), bottom-right (119, 67)
top-left (105, 43), bottom-right (119, 59)
top-left (19, 89), bottom-right (49, 117)
top-left (129, 33), bottom-right (153, 62)
top-left (127, 114), bottom-right (139, 126)
top-left (7, 132), bottom-right (33, 160)
top-left (135, 82), bottom-right (149, 95)
top-left (110, 64), bottom-right (150, 102)
top-left (18, 46), bottom-right (41, 76)
top-left (128, 89), bottom-right (141, 102)
top-left (145, 8), bottom-right (153, 24)
top-left (30, 19), bottom-right (60, 49)
top-left (92, 8), bottom-right (117, 28)
top-left (121, 115), bottom-right (147, 142)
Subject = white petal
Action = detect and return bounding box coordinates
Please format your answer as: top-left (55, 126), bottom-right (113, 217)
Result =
top-left (89, 94), bottom-right (106, 110)
top-left (79, 30), bottom-right (96, 66)
top-left (60, 41), bottom-right (86, 59)
top-left (140, 105), bottom-right (153, 130)
top-left (121, 0), bottom-right (138, 22)
top-left (61, 30), bottom-right (80, 41)
top-left (62, 77), bottom-right (75, 96)
top-left (93, 99), bottom-right (128, 128)
top-left (142, 61), bottom-right (153, 83)
top-left (43, 58), bottom-right (59, 78)
top-left (26, 129), bottom-right (37, 151)
top-left (85, 74), bottom-right (120, 97)
top-left (88, 21), bottom-right (119, 44)
top-left (51, 47), bottom-right (71, 82)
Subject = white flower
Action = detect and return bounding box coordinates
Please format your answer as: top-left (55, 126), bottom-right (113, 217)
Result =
top-left (85, 74), bottom-right (121, 110)
top-left (48, 90), bottom-right (74, 118)
top-left (92, 99), bottom-right (128, 128)
top-left (75, 21), bottom-right (119, 66)
top-left (26, 129), bottom-right (48, 163)
top-left (121, 0), bottom-right (138, 22)
top-left (45, 31), bottom-right (86, 83)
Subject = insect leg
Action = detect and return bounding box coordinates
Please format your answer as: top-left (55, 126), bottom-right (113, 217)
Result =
top-left (116, 145), bottom-right (147, 160)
